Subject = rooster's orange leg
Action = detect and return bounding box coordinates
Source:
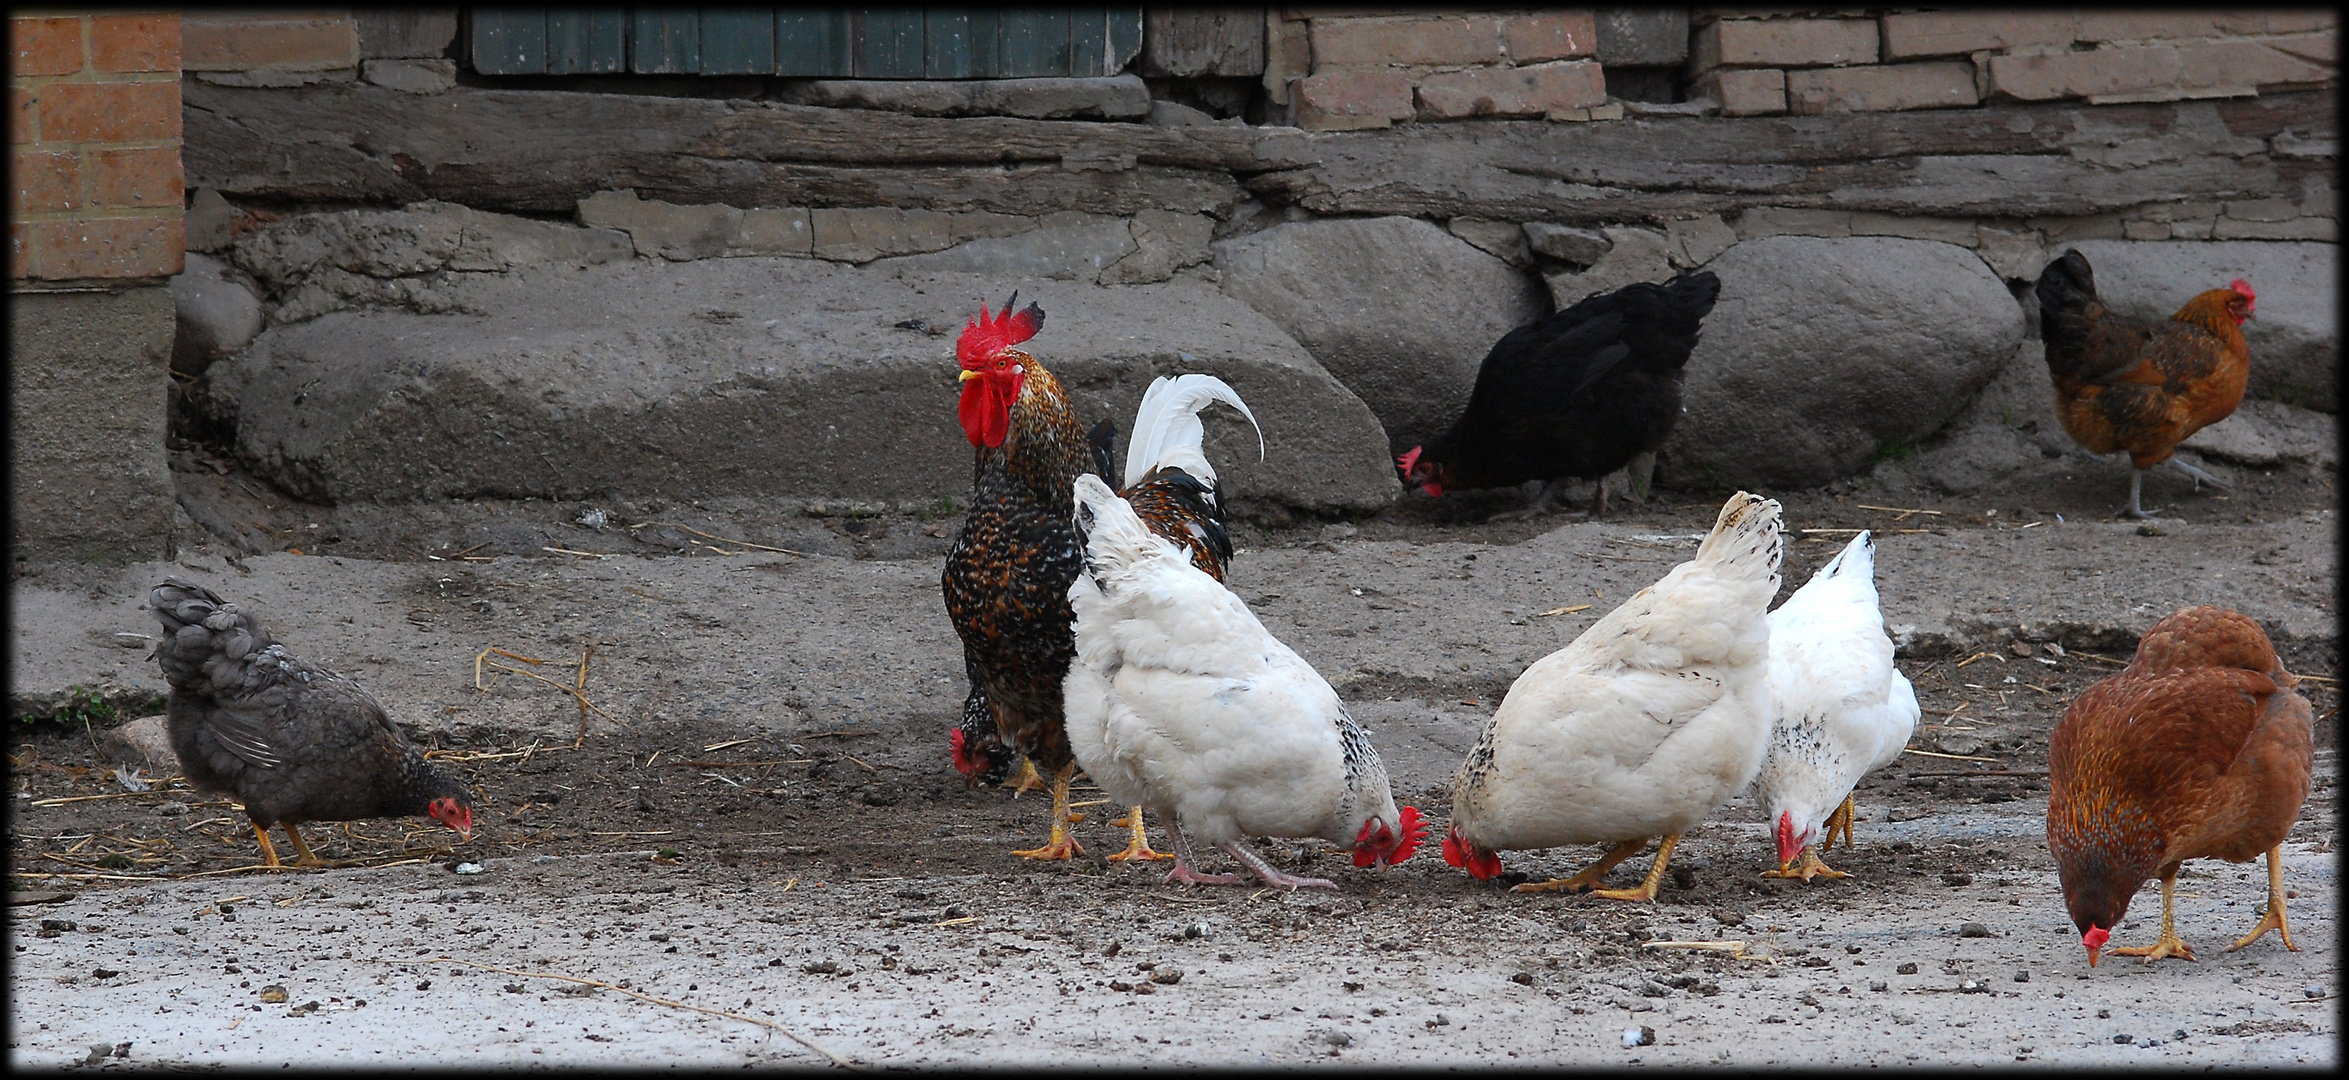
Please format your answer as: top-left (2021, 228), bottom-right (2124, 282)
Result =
top-left (1590, 833), bottom-right (1684, 903)
top-left (1006, 758), bottom-right (1047, 798)
top-left (2224, 845), bottom-right (2299, 954)
top-left (280, 823), bottom-right (327, 868)
top-left (1823, 794), bottom-right (1857, 851)
top-left (1011, 762), bottom-right (1085, 861)
top-left (1106, 805), bottom-right (1171, 862)
top-left (1762, 846), bottom-right (1848, 882)
top-left (2111, 867), bottom-right (2197, 963)
top-left (250, 823), bottom-right (286, 869)
top-left (1513, 838), bottom-right (1647, 893)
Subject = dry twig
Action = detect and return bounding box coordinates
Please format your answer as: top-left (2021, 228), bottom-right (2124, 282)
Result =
top-left (430, 957), bottom-right (855, 1067)
top-left (628, 521), bottom-right (814, 557)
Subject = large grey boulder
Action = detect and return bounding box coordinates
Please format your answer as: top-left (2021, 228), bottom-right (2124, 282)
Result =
top-left (194, 258), bottom-right (1396, 519)
top-left (2057, 240), bottom-right (2336, 412)
top-left (230, 201), bottom-right (633, 324)
top-left (1658, 235), bottom-right (2024, 491)
top-left (1214, 216), bottom-right (1547, 456)
top-left (169, 253), bottom-right (263, 375)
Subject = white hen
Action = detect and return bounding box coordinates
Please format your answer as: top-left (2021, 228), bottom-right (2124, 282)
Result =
top-left (1445, 491), bottom-right (1782, 901)
top-left (1063, 473), bottom-right (1426, 889)
top-left (1750, 530), bottom-right (1919, 881)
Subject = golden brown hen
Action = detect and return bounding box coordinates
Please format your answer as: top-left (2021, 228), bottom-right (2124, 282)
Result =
top-left (2034, 250), bottom-right (2254, 518)
top-left (2047, 606), bottom-right (2313, 967)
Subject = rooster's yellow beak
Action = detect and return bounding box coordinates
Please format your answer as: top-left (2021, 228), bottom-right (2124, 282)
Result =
top-left (958, 370), bottom-right (980, 382)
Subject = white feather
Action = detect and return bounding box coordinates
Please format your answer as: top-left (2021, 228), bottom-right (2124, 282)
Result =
top-left (1750, 530), bottom-right (1919, 853)
top-left (1119, 374), bottom-right (1266, 496)
top-left (1065, 474), bottom-right (1398, 850)
top-left (1452, 492), bottom-right (1782, 852)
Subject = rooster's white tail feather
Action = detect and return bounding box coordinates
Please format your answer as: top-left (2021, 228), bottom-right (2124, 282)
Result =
top-left (1120, 374), bottom-right (1265, 495)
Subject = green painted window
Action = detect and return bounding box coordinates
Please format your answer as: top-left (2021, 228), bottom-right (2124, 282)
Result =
top-left (468, 8), bottom-right (1143, 78)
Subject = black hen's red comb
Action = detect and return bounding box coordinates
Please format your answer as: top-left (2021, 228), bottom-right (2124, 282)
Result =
top-left (958, 293), bottom-right (1046, 368)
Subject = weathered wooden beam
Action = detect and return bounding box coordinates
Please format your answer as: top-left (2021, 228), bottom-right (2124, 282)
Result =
top-left (183, 78), bottom-right (2330, 224)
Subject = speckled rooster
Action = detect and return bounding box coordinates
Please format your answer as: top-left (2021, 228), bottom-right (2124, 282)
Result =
top-left (939, 294), bottom-right (1110, 861)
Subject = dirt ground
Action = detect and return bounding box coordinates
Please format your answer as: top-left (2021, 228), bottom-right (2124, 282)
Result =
top-left (6, 441), bottom-right (2339, 1068)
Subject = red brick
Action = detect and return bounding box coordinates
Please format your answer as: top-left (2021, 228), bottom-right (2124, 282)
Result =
top-left (1692, 18), bottom-right (1876, 72)
top-left (1416, 60), bottom-right (1605, 119)
top-left (10, 86), bottom-right (36, 144)
top-left (1504, 11), bottom-right (1596, 63)
top-left (2267, 32), bottom-right (2335, 65)
top-left (88, 146), bottom-right (181, 209)
top-left (14, 150), bottom-right (80, 213)
top-left (10, 16), bottom-right (84, 77)
top-left (26, 215), bottom-right (183, 280)
top-left (183, 12), bottom-right (356, 71)
top-left (39, 80), bottom-right (180, 142)
top-left (1787, 61), bottom-right (1979, 114)
top-left (1988, 46), bottom-right (2183, 101)
top-left (1694, 68), bottom-right (1786, 116)
top-left (1310, 15), bottom-right (1502, 69)
top-left (1293, 69), bottom-right (1414, 130)
top-left (1880, 12), bottom-right (2078, 60)
top-left (2179, 40), bottom-right (2333, 90)
top-left (90, 13), bottom-right (180, 73)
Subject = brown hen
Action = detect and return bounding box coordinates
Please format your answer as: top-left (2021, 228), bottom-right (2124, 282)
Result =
top-left (2033, 250), bottom-right (2254, 519)
top-left (2047, 606), bottom-right (2313, 967)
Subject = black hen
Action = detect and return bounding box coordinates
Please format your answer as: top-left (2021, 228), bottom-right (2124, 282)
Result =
top-left (1400, 271), bottom-right (1721, 520)
top-left (150, 578), bottom-right (475, 867)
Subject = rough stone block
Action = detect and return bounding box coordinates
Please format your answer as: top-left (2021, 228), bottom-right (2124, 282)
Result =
top-left (810, 207), bottom-right (957, 263)
top-left (1140, 8), bottom-right (1265, 77)
top-left (362, 58), bottom-right (456, 94)
top-left (1523, 221), bottom-right (1611, 265)
top-left (1988, 47), bottom-right (2182, 101)
top-left (354, 10), bottom-right (457, 59)
top-left (100, 715), bottom-right (178, 771)
top-left (1101, 209), bottom-right (1214, 285)
top-left (582, 191), bottom-right (741, 260)
top-left (734, 208), bottom-right (813, 257)
top-left (2178, 40), bottom-right (2333, 91)
top-left (1415, 59), bottom-right (1606, 119)
top-left (1542, 226), bottom-right (1675, 309)
top-left (170, 252), bottom-right (263, 374)
top-left (2061, 239), bottom-right (2337, 410)
top-left (1788, 61), bottom-right (1980, 113)
top-left (1973, 226), bottom-right (2048, 282)
top-left (1448, 217), bottom-right (1533, 267)
top-left (1293, 70), bottom-right (1415, 130)
top-left (1310, 15), bottom-right (1504, 69)
top-left (1595, 8), bottom-right (1689, 66)
top-left (876, 213), bottom-right (1136, 283)
top-left (1216, 216), bottom-right (1546, 455)
top-left (1881, 12), bottom-right (2079, 59)
top-left (1691, 18), bottom-right (1876, 72)
top-left (1504, 11), bottom-right (1597, 62)
top-left (237, 202), bottom-right (630, 321)
top-left (1666, 213), bottom-right (1737, 267)
top-left (1694, 68), bottom-right (1786, 116)
top-left (1735, 206), bottom-right (1852, 240)
top-left (2212, 216), bottom-right (2336, 241)
top-left (183, 12), bottom-right (358, 72)
top-left (1265, 18), bottom-right (1311, 105)
top-left (1845, 211), bottom-right (1980, 247)
top-left (184, 188), bottom-right (235, 253)
top-left (9, 287), bottom-right (176, 565)
top-left (1659, 235), bottom-right (2022, 490)
top-left (776, 75), bottom-right (1151, 120)
top-left (194, 259), bottom-right (1399, 517)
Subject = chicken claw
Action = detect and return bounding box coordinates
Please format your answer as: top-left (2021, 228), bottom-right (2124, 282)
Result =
top-left (1822, 794), bottom-right (1857, 851)
top-left (281, 822), bottom-right (329, 868)
top-left (2109, 870), bottom-right (2198, 963)
top-left (1762, 846), bottom-right (1848, 882)
top-left (1012, 763), bottom-right (1086, 860)
top-left (251, 823), bottom-right (287, 870)
top-left (1221, 841), bottom-right (1335, 890)
top-left (2223, 845), bottom-right (2299, 954)
top-left (1513, 838), bottom-right (1646, 894)
top-left (1589, 834), bottom-right (1683, 903)
top-left (1007, 758), bottom-right (1047, 798)
top-left (1157, 822), bottom-right (1244, 885)
top-left (1105, 806), bottom-right (1172, 862)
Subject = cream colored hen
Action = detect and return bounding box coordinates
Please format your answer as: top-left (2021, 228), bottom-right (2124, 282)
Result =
top-left (1444, 491), bottom-right (1782, 901)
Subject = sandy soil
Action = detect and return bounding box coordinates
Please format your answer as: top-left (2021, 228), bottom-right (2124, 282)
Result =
top-left (7, 447), bottom-right (2339, 1068)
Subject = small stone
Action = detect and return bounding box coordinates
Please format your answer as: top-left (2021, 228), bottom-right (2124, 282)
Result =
top-left (84, 1044), bottom-right (112, 1066)
top-left (1183, 921), bottom-right (1210, 939)
top-left (2304, 985), bottom-right (2324, 999)
top-left (452, 862), bottom-right (485, 875)
top-left (92, 968), bottom-right (120, 979)
top-left (259, 985), bottom-right (289, 1004)
top-left (1711, 908), bottom-right (1744, 927)
top-left (1869, 980), bottom-right (1889, 992)
top-left (1960, 980), bottom-right (1990, 994)
top-left (2014, 969), bottom-right (2030, 982)
top-left (1321, 1030), bottom-right (1352, 1047)
top-left (1896, 962), bottom-right (1919, 975)
top-left (1133, 981), bottom-right (1156, 995)
top-left (155, 801), bottom-right (189, 816)
top-left (2137, 524), bottom-right (2165, 537)
top-left (648, 932), bottom-right (670, 943)
top-left (1959, 922), bottom-right (1992, 938)
top-left (1511, 972), bottom-right (1536, 985)
top-left (2113, 1033), bottom-right (2133, 1044)
top-left (1943, 871), bottom-right (1974, 886)
top-left (1621, 1025), bottom-right (1656, 1048)
top-left (802, 959), bottom-right (839, 974)
top-left (1150, 968), bottom-right (1183, 985)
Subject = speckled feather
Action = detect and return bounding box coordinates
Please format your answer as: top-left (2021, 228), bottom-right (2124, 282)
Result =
top-left (2035, 250), bottom-right (2251, 468)
top-left (149, 578), bottom-right (472, 831)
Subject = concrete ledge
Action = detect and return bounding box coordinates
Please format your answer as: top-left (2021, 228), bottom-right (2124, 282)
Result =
top-left (9, 287), bottom-right (176, 569)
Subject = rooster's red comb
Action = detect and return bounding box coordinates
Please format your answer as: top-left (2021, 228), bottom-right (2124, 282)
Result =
top-left (2230, 278), bottom-right (2256, 307)
top-left (958, 293), bottom-right (1046, 369)
top-left (1389, 806), bottom-right (1428, 865)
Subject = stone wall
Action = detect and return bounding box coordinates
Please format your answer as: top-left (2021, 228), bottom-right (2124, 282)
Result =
top-left (158, 7), bottom-right (2338, 523)
top-left (9, 12), bottom-right (184, 568)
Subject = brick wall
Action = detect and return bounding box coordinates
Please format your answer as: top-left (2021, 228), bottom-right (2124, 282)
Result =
top-left (9, 12), bottom-right (184, 281)
top-left (1275, 9), bottom-right (1616, 130)
top-left (1692, 8), bottom-right (2337, 117)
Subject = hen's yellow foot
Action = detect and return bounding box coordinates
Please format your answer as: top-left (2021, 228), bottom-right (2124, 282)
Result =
top-left (1823, 794), bottom-right (1857, 851)
top-left (282, 823), bottom-right (329, 868)
top-left (2224, 845), bottom-right (2299, 954)
top-left (1589, 834), bottom-right (1682, 903)
top-left (2111, 870), bottom-right (2197, 963)
top-left (251, 823), bottom-right (287, 869)
top-left (1012, 763), bottom-right (1086, 861)
top-left (1513, 837), bottom-right (1646, 893)
top-left (1762, 846), bottom-right (1848, 882)
top-left (1105, 807), bottom-right (1171, 862)
top-left (1007, 758), bottom-right (1047, 797)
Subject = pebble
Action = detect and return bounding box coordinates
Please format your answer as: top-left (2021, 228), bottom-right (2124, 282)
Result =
top-left (1869, 980), bottom-right (1889, 992)
top-left (259, 985), bottom-right (289, 1004)
top-left (1943, 871), bottom-right (1974, 886)
top-left (2304, 985), bottom-right (2324, 1000)
top-left (452, 862), bottom-right (485, 875)
top-left (1959, 922), bottom-right (1991, 937)
top-left (2113, 1033), bottom-right (2133, 1044)
top-left (1896, 962), bottom-right (1919, 975)
top-left (155, 801), bottom-right (188, 817)
top-left (2013, 969), bottom-right (2029, 983)
top-left (1621, 1026), bottom-right (1656, 1049)
top-left (1150, 968), bottom-right (1183, 986)
top-left (1183, 921), bottom-right (1210, 939)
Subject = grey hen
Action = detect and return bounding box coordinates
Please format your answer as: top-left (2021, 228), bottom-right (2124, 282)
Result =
top-left (150, 578), bottom-right (475, 867)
